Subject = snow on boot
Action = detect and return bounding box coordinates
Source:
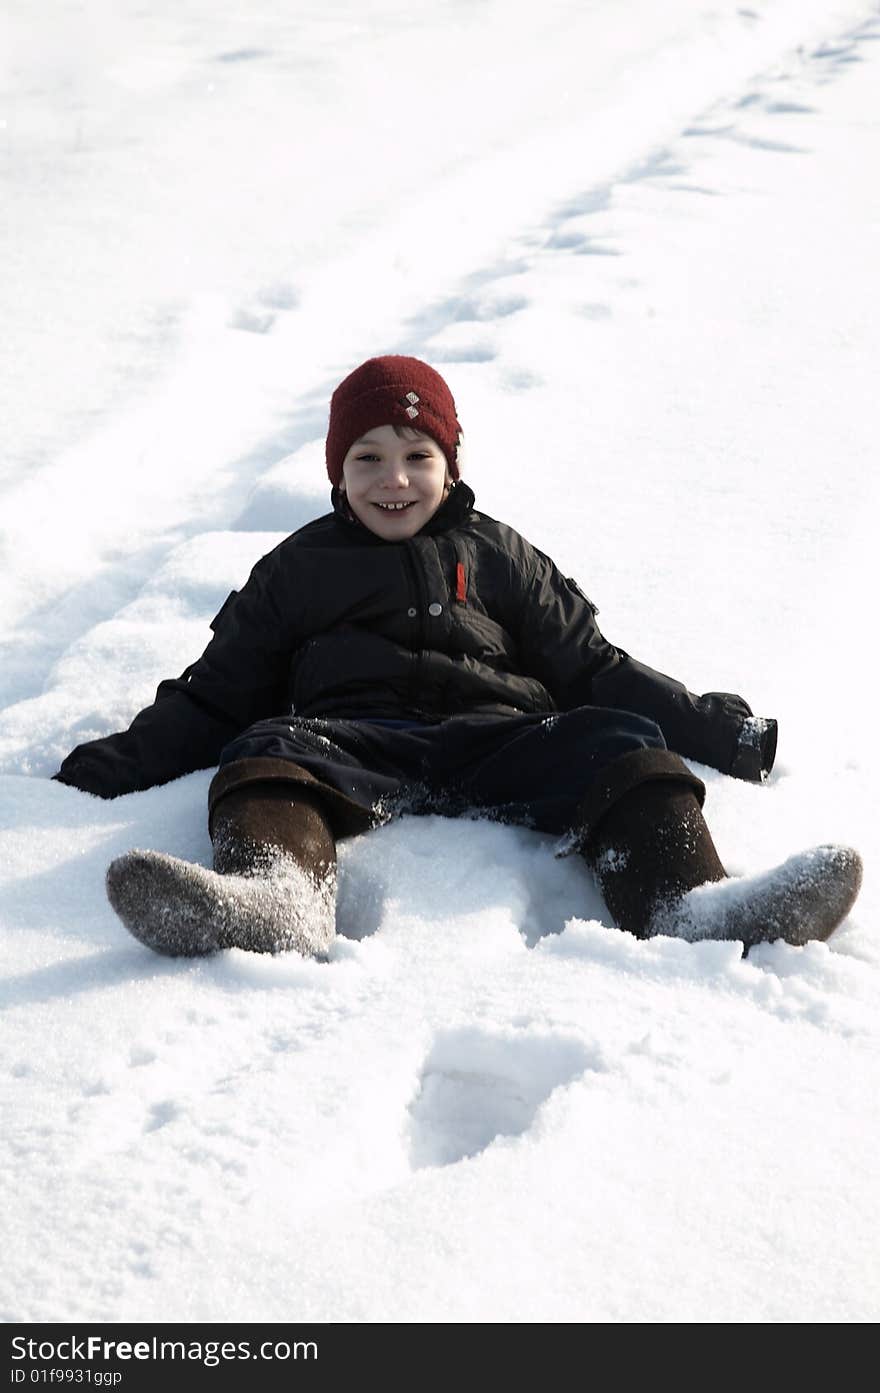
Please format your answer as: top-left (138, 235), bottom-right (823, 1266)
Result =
top-left (652, 843), bottom-right (863, 949)
top-left (581, 752), bottom-right (863, 948)
top-left (106, 848), bottom-right (337, 958)
top-left (107, 779), bottom-right (339, 958)
top-left (584, 768), bottom-right (726, 939)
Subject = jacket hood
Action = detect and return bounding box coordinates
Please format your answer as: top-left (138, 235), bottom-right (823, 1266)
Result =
top-left (330, 480), bottom-right (476, 541)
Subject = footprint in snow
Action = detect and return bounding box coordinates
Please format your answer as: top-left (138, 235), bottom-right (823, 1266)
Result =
top-left (406, 1024), bottom-right (597, 1170)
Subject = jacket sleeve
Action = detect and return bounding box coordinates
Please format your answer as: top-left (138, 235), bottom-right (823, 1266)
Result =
top-left (53, 550), bottom-right (295, 799)
top-left (514, 546), bottom-right (777, 782)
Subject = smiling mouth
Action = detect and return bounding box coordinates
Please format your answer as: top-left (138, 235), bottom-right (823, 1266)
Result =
top-left (373, 501), bottom-right (416, 511)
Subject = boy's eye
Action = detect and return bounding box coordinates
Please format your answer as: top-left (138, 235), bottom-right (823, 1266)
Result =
top-left (354, 451), bottom-right (431, 463)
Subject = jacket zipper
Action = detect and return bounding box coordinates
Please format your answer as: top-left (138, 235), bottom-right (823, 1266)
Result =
top-left (402, 542), bottom-right (428, 712)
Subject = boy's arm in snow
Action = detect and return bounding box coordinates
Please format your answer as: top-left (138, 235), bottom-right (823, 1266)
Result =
top-left (53, 552), bottom-right (295, 799)
top-left (515, 548), bottom-right (777, 782)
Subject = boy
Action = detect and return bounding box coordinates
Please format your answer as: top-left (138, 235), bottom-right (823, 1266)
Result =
top-left (54, 356), bottom-right (862, 958)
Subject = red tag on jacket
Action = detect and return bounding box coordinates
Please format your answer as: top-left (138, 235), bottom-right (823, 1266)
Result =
top-left (455, 562), bottom-right (467, 603)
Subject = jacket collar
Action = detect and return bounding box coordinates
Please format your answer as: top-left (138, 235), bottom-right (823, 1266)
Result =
top-left (330, 480), bottom-right (476, 541)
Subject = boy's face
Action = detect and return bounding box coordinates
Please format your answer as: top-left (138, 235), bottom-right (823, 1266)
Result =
top-left (340, 424), bottom-right (453, 540)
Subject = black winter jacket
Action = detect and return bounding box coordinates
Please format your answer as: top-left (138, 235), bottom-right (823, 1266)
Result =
top-left (54, 482), bottom-right (777, 798)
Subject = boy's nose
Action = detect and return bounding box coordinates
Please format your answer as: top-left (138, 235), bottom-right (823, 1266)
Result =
top-left (381, 461), bottom-right (410, 486)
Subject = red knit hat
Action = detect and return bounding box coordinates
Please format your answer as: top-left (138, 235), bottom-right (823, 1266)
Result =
top-left (326, 355), bottom-right (462, 487)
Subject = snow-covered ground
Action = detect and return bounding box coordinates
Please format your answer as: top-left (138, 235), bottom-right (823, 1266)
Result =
top-left (2, 0), bottom-right (878, 1322)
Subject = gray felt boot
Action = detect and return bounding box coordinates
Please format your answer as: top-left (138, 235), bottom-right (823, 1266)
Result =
top-left (652, 842), bottom-right (863, 949)
top-left (106, 785), bottom-right (337, 958)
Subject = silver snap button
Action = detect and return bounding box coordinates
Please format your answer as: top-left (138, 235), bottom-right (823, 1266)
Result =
top-left (428, 602), bottom-right (443, 617)
top-left (407, 607), bottom-right (417, 618)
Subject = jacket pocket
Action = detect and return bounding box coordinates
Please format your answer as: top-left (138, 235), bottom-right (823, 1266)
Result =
top-left (565, 576), bottom-right (599, 615)
top-left (210, 590), bottom-right (239, 632)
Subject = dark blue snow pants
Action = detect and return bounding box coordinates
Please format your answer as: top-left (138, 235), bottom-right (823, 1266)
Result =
top-left (207, 707), bottom-right (675, 847)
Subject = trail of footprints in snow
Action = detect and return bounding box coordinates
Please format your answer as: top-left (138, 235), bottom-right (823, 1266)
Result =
top-left (43, 12), bottom-right (880, 694)
top-left (212, 12), bottom-right (880, 531)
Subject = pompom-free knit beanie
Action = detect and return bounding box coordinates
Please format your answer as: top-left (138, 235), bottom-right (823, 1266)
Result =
top-left (326, 355), bottom-right (462, 487)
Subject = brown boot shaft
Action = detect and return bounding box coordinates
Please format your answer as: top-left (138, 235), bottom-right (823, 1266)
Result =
top-left (585, 779), bottom-right (726, 937)
top-left (211, 781), bottom-right (337, 882)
